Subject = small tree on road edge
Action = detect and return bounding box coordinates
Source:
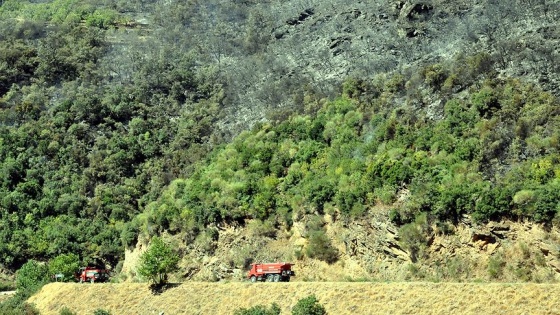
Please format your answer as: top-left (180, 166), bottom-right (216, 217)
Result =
top-left (137, 237), bottom-right (179, 285)
top-left (48, 253), bottom-right (80, 282)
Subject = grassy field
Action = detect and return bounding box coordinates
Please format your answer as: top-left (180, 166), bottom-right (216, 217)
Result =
top-left (28, 282), bottom-right (560, 315)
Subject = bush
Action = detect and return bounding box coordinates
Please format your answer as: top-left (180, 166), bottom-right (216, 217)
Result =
top-left (194, 227), bottom-right (219, 254)
top-left (305, 230), bottom-right (338, 264)
top-left (16, 260), bottom-right (49, 296)
top-left (422, 64), bottom-right (447, 90)
top-left (93, 309), bottom-right (111, 315)
top-left (472, 87), bottom-right (500, 118)
top-left (398, 213), bottom-right (431, 262)
top-left (84, 10), bottom-right (117, 29)
top-left (292, 295), bottom-right (326, 315)
top-left (59, 307), bottom-right (76, 315)
top-left (48, 253), bottom-right (80, 282)
top-left (234, 303), bottom-right (280, 315)
top-left (472, 186), bottom-right (512, 222)
top-left (532, 185), bottom-right (560, 222)
top-left (0, 293), bottom-right (40, 315)
top-left (487, 254), bottom-right (505, 279)
top-left (247, 219), bottom-right (277, 238)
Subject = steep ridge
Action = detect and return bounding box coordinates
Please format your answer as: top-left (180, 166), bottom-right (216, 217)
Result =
top-left (29, 282), bottom-right (560, 315)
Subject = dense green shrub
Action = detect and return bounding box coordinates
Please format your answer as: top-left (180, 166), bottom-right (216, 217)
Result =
top-left (472, 187), bottom-right (513, 222)
top-left (291, 295), bottom-right (326, 315)
top-left (16, 260), bottom-right (49, 295)
top-left (531, 185), bottom-right (560, 222)
top-left (0, 0), bottom-right (122, 27)
top-left (84, 10), bottom-right (117, 29)
top-left (234, 303), bottom-right (281, 315)
top-left (93, 309), bottom-right (111, 315)
top-left (472, 87), bottom-right (501, 118)
top-left (59, 307), bottom-right (77, 315)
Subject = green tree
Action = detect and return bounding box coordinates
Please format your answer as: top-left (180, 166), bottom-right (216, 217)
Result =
top-left (48, 253), bottom-right (80, 282)
top-left (137, 237), bottom-right (179, 285)
top-left (16, 260), bottom-right (49, 296)
top-left (292, 295), bottom-right (326, 315)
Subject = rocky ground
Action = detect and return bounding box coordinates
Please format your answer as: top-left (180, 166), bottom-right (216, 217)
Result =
top-left (119, 203), bottom-right (560, 284)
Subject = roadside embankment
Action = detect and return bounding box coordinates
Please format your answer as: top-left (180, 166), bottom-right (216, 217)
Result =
top-left (28, 281), bottom-right (560, 314)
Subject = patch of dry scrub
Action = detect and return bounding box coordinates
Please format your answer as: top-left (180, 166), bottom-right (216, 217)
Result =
top-left (29, 282), bottom-right (560, 315)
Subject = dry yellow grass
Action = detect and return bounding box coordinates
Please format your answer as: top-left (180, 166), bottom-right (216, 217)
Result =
top-left (28, 282), bottom-right (560, 315)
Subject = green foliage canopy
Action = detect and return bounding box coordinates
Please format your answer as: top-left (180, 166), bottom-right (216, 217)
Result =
top-left (16, 260), bottom-right (49, 295)
top-left (48, 253), bottom-right (80, 282)
top-left (143, 59), bottom-right (560, 240)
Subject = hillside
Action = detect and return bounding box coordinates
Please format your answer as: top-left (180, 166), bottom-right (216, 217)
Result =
top-left (2, 0), bottom-right (560, 309)
top-left (118, 213), bottom-right (560, 284)
top-left (29, 282), bottom-right (560, 315)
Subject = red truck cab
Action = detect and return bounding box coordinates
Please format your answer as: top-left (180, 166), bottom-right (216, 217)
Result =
top-left (247, 262), bottom-right (295, 282)
top-left (75, 266), bottom-right (110, 283)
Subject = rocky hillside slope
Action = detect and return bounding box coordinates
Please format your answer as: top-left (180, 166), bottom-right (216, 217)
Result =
top-left (29, 282), bottom-right (560, 315)
top-left (120, 208), bottom-right (560, 284)
top-left (178, 0), bottom-right (560, 134)
top-left (111, 0), bottom-right (560, 135)
top-left (2, 0), bottom-right (560, 292)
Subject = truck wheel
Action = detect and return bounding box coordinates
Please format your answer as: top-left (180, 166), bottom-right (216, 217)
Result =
top-left (266, 274), bottom-right (273, 282)
top-left (273, 274), bottom-right (280, 282)
top-left (250, 276), bottom-right (257, 283)
top-left (90, 278), bottom-right (95, 284)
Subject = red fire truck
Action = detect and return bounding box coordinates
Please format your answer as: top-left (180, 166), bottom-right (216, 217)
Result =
top-left (75, 266), bottom-right (110, 283)
top-left (247, 262), bottom-right (295, 282)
